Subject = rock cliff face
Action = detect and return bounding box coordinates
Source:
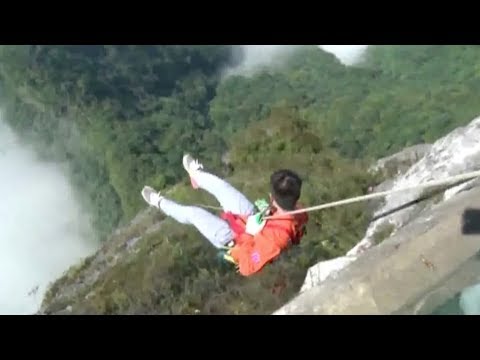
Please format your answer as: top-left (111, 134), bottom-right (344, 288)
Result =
top-left (353, 116), bottom-right (480, 256)
top-left (372, 144), bottom-right (432, 178)
top-left (279, 116), bottom-right (480, 314)
top-left (275, 186), bottom-right (480, 314)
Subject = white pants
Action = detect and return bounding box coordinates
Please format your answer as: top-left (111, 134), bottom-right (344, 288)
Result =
top-left (159, 171), bottom-right (255, 248)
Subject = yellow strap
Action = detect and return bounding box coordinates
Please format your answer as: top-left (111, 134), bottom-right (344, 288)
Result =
top-left (223, 254), bottom-right (237, 265)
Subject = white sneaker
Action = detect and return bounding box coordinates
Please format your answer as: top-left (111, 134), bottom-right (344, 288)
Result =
top-left (141, 186), bottom-right (163, 208)
top-left (182, 154), bottom-right (203, 189)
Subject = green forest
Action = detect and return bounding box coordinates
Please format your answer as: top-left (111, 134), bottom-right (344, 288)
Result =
top-left (1, 45), bottom-right (480, 314)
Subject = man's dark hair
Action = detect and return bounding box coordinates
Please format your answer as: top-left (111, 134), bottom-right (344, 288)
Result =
top-left (270, 169), bottom-right (302, 211)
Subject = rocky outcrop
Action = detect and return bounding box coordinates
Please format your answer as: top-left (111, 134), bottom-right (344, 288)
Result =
top-left (275, 186), bottom-right (480, 315)
top-left (349, 116), bottom-right (480, 257)
top-left (372, 143), bottom-right (432, 178)
top-left (366, 144), bottom-right (432, 211)
top-left (279, 115), bottom-right (480, 313)
top-left (301, 256), bottom-right (357, 293)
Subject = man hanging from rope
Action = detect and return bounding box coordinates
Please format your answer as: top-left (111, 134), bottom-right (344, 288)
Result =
top-left (141, 154), bottom-right (309, 276)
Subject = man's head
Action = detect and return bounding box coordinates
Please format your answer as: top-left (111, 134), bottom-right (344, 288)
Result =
top-left (270, 169), bottom-right (302, 211)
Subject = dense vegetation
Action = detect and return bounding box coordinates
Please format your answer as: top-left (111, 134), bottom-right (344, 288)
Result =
top-left (0, 45), bottom-right (241, 237)
top-left (2, 45), bottom-right (480, 314)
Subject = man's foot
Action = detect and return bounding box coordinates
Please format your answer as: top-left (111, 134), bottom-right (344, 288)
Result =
top-left (182, 154), bottom-right (203, 189)
top-left (141, 186), bottom-right (163, 208)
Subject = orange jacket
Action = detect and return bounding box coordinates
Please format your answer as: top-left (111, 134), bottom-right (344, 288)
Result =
top-left (221, 207), bottom-right (308, 276)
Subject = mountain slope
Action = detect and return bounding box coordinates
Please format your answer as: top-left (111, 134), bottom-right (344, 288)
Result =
top-left (1, 45), bottom-right (480, 314)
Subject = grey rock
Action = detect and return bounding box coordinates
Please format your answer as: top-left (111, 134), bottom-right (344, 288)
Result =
top-left (349, 116), bottom-right (480, 257)
top-left (291, 115), bottom-right (480, 308)
top-left (125, 236), bottom-right (142, 251)
top-left (372, 143), bottom-right (432, 177)
top-left (275, 186), bottom-right (480, 314)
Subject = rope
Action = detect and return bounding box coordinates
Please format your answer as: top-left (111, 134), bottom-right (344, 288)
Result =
top-left (264, 169), bottom-right (480, 219)
top-left (194, 203), bottom-right (223, 211)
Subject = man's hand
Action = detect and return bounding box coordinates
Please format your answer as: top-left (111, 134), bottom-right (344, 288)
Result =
top-left (245, 212), bottom-right (266, 235)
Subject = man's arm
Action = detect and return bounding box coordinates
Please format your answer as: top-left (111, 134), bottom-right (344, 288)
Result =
top-left (230, 227), bottom-right (290, 276)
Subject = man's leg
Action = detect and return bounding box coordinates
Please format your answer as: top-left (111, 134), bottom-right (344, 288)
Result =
top-left (142, 186), bottom-right (233, 248)
top-left (183, 154), bottom-right (255, 216)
